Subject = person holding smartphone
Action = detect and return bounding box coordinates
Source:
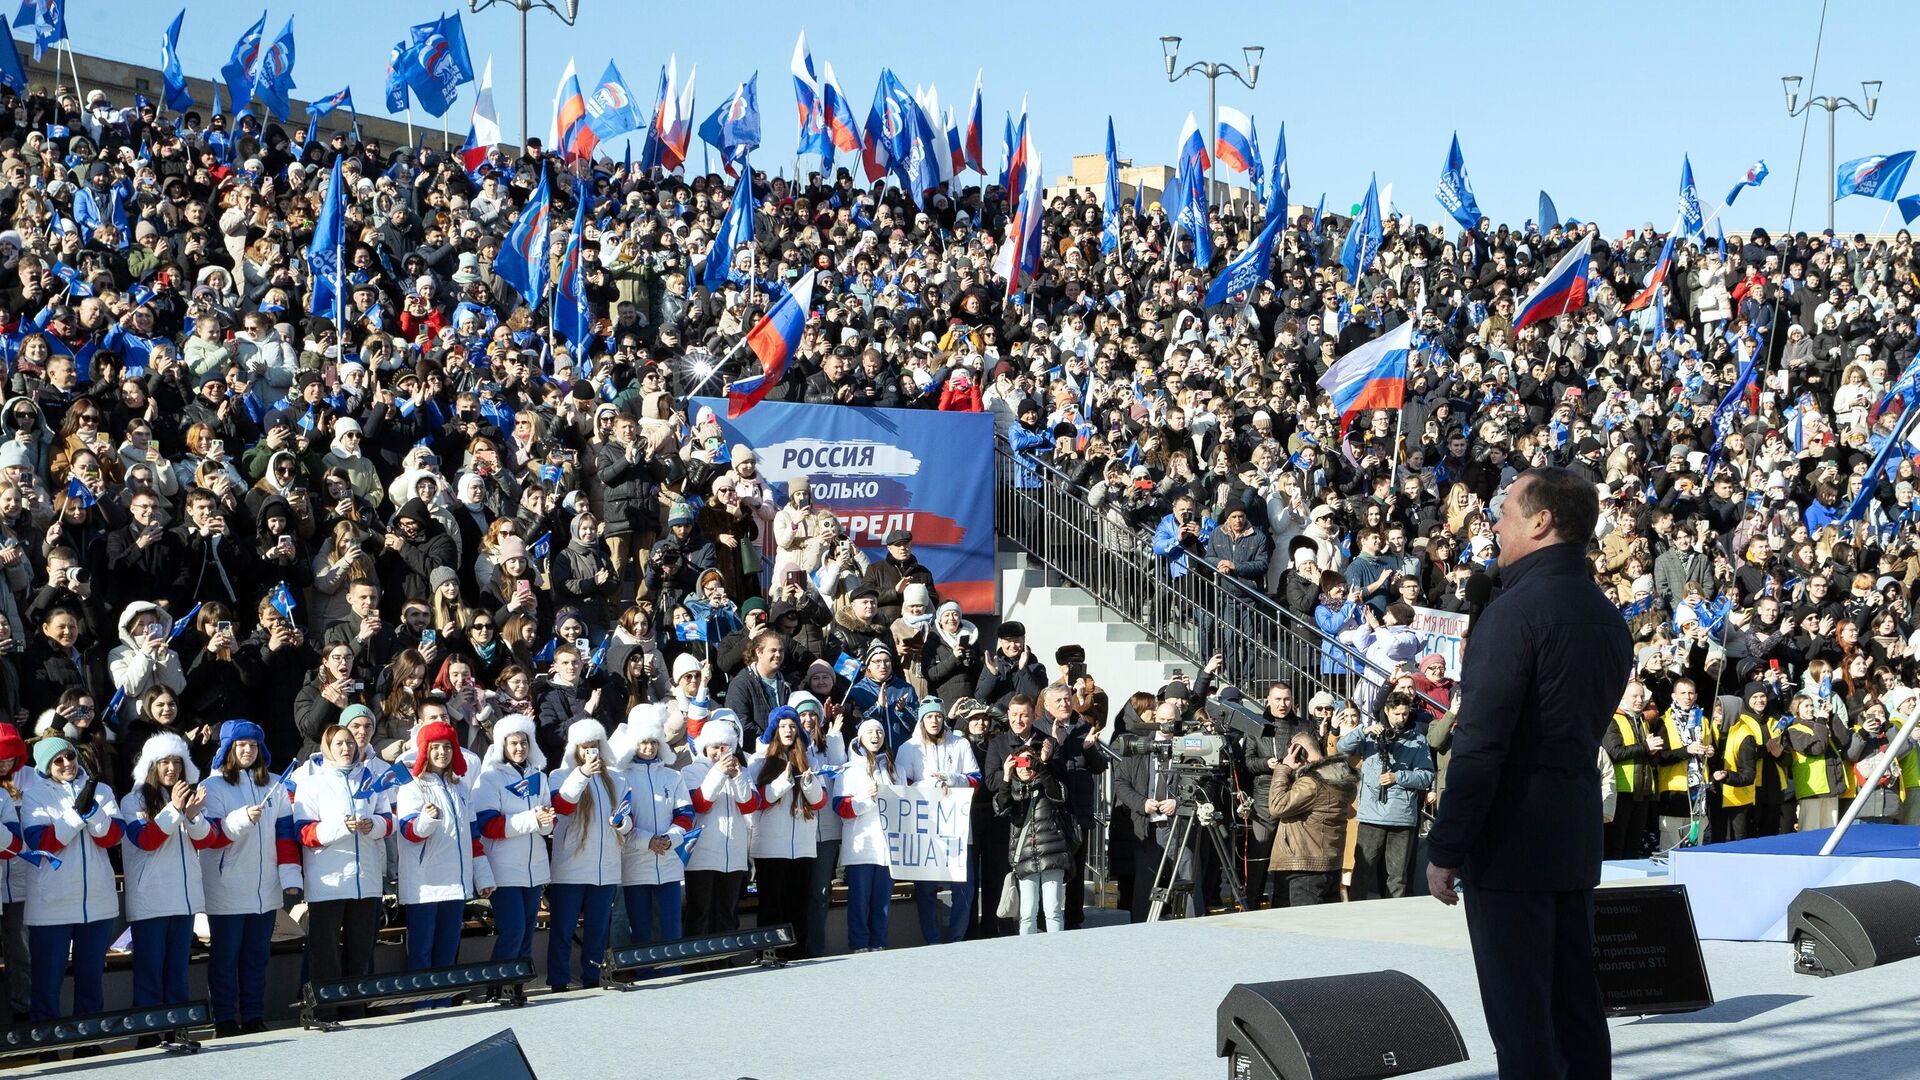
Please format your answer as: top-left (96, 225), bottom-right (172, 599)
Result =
top-left (292, 721), bottom-right (393, 1023)
top-left (546, 719), bottom-right (624, 992)
top-left (106, 602), bottom-right (186, 730)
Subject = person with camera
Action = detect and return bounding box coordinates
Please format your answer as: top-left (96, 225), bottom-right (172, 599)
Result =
top-left (170, 486), bottom-right (247, 612)
top-left (1150, 494), bottom-right (1215, 580)
top-left (1112, 697), bottom-right (1194, 921)
top-left (1336, 693), bottom-right (1434, 899)
top-left (994, 743), bottom-right (1072, 935)
top-left (1266, 731), bottom-right (1358, 906)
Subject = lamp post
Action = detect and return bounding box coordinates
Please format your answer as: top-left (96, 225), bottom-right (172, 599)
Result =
top-left (1159, 36), bottom-right (1262, 200)
top-left (1782, 75), bottom-right (1881, 231)
top-left (469, 0), bottom-right (581, 152)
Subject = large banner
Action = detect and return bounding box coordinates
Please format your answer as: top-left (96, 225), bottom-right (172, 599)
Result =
top-left (1411, 606), bottom-right (1469, 678)
top-left (878, 782), bottom-right (973, 883)
top-left (693, 398), bottom-right (996, 612)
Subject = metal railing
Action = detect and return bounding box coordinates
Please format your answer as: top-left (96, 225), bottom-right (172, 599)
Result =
top-left (995, 441), bottom-right (1442, 715)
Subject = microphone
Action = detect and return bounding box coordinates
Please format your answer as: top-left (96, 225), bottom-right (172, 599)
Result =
top-left (1464, 570), bottom-right (1495, 628)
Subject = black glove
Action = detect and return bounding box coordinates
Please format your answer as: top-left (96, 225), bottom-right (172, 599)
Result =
top-left (71, 776), bottom-right (98, 818)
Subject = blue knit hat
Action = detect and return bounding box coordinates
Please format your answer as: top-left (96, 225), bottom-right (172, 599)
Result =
top-left (211, 719), bottom-right (269, 772)
top-left (759, 705), bottom-right (810, 749)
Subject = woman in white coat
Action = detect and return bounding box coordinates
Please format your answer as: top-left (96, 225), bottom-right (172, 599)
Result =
top-left (747, 705), bottom-right (826, 959)
top-left (23, 737), bottom-right (116, 1021)
top-left (610, 704), bottom-right (692, 947)
top-left (292, 722), bottom-right (396, 1022)
top-left (474, 714), bottom-right (553, 964)
top-left (681, 711), bottom-right (758, 938)
top-left (546, 718), bottom-right (626, 991)
top-left (197, 720), bottom-right (302, 1036)
top-left (832, 718), bottom-right (899, 953)
top-left (793, 693), bottom-right (847, 958)
top-left (397, 721), bottom-right (495, 977)
top-left (120, 731), bottom-right (215, 1007)
top-left (895, 696), bottom-right (981, 945)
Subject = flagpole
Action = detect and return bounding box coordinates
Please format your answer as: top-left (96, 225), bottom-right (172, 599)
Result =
top-left (404, 107), bottom-right (415, 149)
top-left (61, 39), bottom-right (83, 107)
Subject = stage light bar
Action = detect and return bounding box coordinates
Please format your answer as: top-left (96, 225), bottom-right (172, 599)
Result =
top-left (301, 959), bottom-right (534, 1031)
top-left (603, 925), bottom-right (795, 986)
top-left (0, 1002), bottom-right (210, 1059)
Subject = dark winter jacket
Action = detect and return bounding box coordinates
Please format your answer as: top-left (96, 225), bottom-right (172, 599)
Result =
top-left (995, 772), bottom-right (1073, 877)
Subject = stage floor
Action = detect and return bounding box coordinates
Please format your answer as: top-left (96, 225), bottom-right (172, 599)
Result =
top-left (1671, 824), bottom-right (1920, 941)
top-left (86, 891), bottom-right (1920, 1080)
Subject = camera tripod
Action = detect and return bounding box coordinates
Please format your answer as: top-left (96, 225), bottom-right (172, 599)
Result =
top-left (1146, 770), bottom-right (1247, 921)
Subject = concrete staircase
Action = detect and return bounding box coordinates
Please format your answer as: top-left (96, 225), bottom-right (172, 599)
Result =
top-left (995, 541), bottom-right (1189, 704)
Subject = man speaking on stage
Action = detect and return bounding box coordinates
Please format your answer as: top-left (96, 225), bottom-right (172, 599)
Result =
top-left (1425, 467), bottom-right (1633, 1080)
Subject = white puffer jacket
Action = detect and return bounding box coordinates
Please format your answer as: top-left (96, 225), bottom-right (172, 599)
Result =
top-left (473, 714), bottom-right (551, 890)
top-left (746, 752), bottom-right (827, 862)
top-left (291, 757), bottom-right (396, 903)
top-left (548, 719), bottom-right (626, 887)
top-left (681, 756), bottom-right (758, 874)
top-left (396, 770), bottom-right (493, 904)
top-left (23, 767), bottom-right (123, 926)
top-left (198, 768), bottom-right (303, 916)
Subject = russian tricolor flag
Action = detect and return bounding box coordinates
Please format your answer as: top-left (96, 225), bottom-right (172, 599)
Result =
top-left (1177, 111), bottom-right (1211, 175)
top-left (1622, 229), bottom-right (1675, 313)
top-left (728, 270), bottom-right (818, 418)
top-left (1318, 321), bottom-right (1413, 436)
top-left (459, 55), bottom-right (499, 180)
top-left (551, 60), bottom-right (599, 164)
top-left (791, 30), bottom-right (826, 156)
top-left (963, 69), bottom-right (984, 174)
top-left (820, 62), bottom-right (861, 160)
top-left (1513, 242), bottom-right (1591, 331)
top-left (657, 57), bottom-right (696, 171)
top-left (1215, 106), bottom-right (1256, 178)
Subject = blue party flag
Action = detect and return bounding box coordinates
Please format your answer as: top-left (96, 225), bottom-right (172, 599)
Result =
top-left (675, 825), bottom-right (703, 864)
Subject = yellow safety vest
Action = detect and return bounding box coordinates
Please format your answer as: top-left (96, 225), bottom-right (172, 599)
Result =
top-left (1611, 712), bottom-right (1645, 793)
top-left (1720, 716), bottom-right (1763, 808)
top-left (1656, 709), bottom-right (1719, 794)
top-left (1788, 721), bottom-right (1853, 799)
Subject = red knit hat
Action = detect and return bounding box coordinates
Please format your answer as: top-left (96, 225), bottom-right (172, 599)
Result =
top-left (410, 721), bottom-right (465, 778)
top-left (0, 724), bottom-right (24, 772)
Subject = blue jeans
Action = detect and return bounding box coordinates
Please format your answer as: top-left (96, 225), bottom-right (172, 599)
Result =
top-left (915, 861), bottom-right (976, 945)
top-left (805, 840), bottom-right (840, 958)
top-left (130, 914), bottom-right (194, 1007)
top-left (207, 911), bottom-right (276, 1022)
top-left (488, 885), bottom-right (542, 962)
top-left (545, 882), bottom-right (614, 989)
top-left (29, 918), bottom-right (115, 1021)
top-left (622, 883), bottom-right (683, 946)
top-left (844, 863), bottom-right (891, 951)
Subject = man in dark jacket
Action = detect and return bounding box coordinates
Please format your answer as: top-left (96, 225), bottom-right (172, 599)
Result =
top-left (862, 528), bottom-right (936, 626)
top-left (974, 621), bottom-right (1048, 707)
top-left (104, 489), bottom-right (173, 609)
top-left (722, 628), bottom-right (790, 744)
top-left (378, 498), bottom-right (458, 612)
top-left (1203, 504), bottom-right (1271, 594)
top-left (1426, 468), bottom-right (1631, 1080)
top-left (171, 487), bottom-right (249, 612)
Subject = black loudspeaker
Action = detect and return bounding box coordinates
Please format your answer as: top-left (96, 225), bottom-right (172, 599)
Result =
top-left (402, 1028), bottom-right (540, 1080)
top-left (1217, 970), bottom-right (1467, 1080)
top-left (1788, 880), bottom-right (1920, 978)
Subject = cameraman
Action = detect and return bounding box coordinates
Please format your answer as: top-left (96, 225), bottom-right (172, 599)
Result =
top-left (1336, 693), bottom-right (1434, 899)
top-left (1112, 698), bottom-right (1193, 921)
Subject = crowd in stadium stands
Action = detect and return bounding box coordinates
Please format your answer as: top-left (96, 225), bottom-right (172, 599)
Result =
top-left (0, 77), bottom-right (1912, 1050)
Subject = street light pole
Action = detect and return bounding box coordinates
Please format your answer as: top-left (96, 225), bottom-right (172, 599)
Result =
top-left (1782, 75), bottom-right (1882, 232)
top-left (470, 0), bottom-right (581, 151)
top-left (1160, 37), bottom-right (1262, 205)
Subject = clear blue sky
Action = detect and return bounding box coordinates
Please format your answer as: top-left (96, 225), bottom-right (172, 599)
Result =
top-left (68, 0), bottom-right (1916, 235)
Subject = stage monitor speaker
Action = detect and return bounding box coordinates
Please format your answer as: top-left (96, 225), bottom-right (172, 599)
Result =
top-left (402, 1028), bottom-right (540, 1080)
top-left (1787, 880), bottom-right (1920, 978)
top-left (1217, 970), bottom-right (1467, 1080)
top-left (1592, 884), bottom-right (1713, 1016)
